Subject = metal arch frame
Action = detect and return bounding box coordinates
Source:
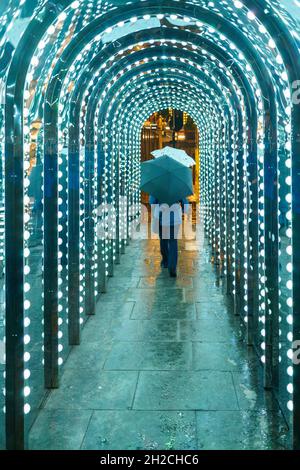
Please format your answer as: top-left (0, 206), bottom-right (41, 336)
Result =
top-left (117, 93), bottom-right (220, 250)
top-left (99, 79), bottom-right (219, 253)
top-left (39, 0), bottom-right (278, 408)
top-left (123, 94), bottom-right (208, 204)
top-left (4, 0), bottom-right (70, 450)
top-left (118, 89), bottom-right (215, 152)
top-left (67, 25), bottom-right (259, 331)
top-left (2, 0), bottom-right (297, 78)
top-left (112, 85), bottom-right (219, 187)
top-left (99, 79), bottom-right (226, 285)
top-left (80, 46), bottom-right (251, 260)
top-left (91, 69), bottom-right (223, 320)
top-left (91, 57), bottom-right (234, 291)
top-left (250, 1), bottom-right (300, 448)
top-left (119, 89), bottom-right (219, 158)
top-left (102, 82), bottom-right (221, 180)
top-left (67, 50), bottom-right (232, 345)
top-left (82, 45), bottom-right (253, 329)
top-left (121, 98), bottom-right (209, 166)
top-left (94, 66), bottom-right (232, 211)
top-left (67, 26), bottom-right (259, 131)
top-left (96, 83), bottom-right (216, 282)
top-left (114, 87), bottom-right (215, 223)
top-left (94, 3), bottom-right (298, 436)
top-left (49, 4), bottom-right (288, 120)
top-left (79, 42), bottom-right (230, 284)
top-left (242, 0), bottom-right (300, 445)
top-left (53, 26), bottom-right (260, 394)
top-left (88, 66), bottom-right (231, 214)
top-left (7, 2), bottom-right (299, 452)
top-left (120, 92), bottom-right (216, 251)
top-left (22, 2), bottom-right (292, 272)
top-left (94, 45), bottom-right (248, 287)
top-left (4, 0), bottom-right (270, 354)
top-left (116, 89), bottom-right (221, 242)
top-left (36, 0), bottom-right (280, 391)
top-left (99, 64), bottom-right (230, 266)
top-left (97, 72), bottom-right (229, 147)
top-left (97, 72), bottom-right (229, 145)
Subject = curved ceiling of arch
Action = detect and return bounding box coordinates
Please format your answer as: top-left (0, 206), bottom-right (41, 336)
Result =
top-left (0, 0), bottom-right (295, 142)
top-left (1, 1), bottom-right (299, 79)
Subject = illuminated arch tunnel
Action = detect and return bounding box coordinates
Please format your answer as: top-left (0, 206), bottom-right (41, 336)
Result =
top-left (1, 0), bottom-right (300, 450)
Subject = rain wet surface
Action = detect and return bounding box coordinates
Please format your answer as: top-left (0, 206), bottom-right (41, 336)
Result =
top-left (28, 226), bottom-right (289, 450)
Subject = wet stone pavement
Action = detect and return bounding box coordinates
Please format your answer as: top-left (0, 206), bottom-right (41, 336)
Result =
top-left (29, 228), bottom-right (289, 450)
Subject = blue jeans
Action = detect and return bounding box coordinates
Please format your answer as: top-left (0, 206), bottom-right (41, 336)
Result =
top-left (159, 224), bottom-right (180, 272)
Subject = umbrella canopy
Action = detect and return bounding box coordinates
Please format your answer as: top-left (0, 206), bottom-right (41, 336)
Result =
top-left (151, 146), bottom-right (195, 167)
top-left (140, 155), bottom-right (193, 205)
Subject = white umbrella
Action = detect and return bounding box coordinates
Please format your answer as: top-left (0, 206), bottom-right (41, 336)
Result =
top-left (151, 146), bottom-right (195, 167)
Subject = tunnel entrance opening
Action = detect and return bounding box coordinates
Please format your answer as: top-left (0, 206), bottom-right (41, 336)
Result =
top-left (1, 0), bottom-right (300, 450)
top-left (141, 110), bottom-right (199, 214)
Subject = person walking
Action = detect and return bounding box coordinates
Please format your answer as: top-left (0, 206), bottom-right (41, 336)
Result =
top-left (149, 195), bottom-right (189, 277)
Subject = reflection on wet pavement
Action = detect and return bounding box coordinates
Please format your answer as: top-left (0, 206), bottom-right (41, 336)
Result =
top-left (28, 227), bottom-right (289, 450)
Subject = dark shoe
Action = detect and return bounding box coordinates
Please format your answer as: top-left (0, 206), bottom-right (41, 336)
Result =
top-left (161, 260), bottom-right (168, 268)
top-left (169, 270), bottom-right (177, 278)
